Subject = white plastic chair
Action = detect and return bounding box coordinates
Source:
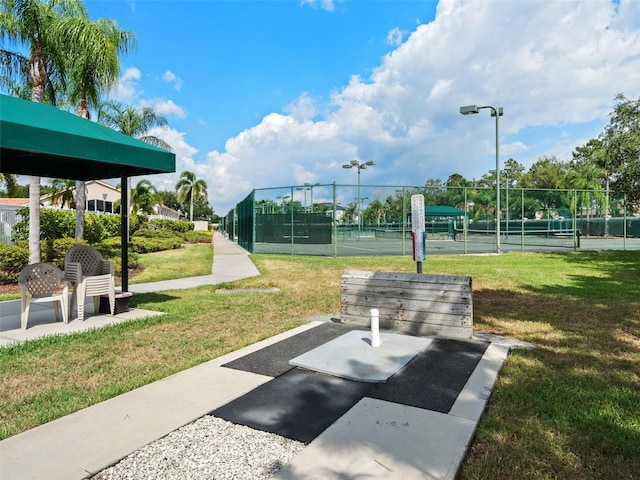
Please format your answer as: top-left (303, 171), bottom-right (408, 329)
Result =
top-left (19, 263), bottom-right (69, 330)
top-left (65, 245), bottom-right (115, 321)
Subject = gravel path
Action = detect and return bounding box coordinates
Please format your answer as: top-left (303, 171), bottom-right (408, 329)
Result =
top-left (91, 416), bottom-right (305, 480)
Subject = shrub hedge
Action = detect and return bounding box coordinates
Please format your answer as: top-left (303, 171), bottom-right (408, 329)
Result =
top-left (3, 211), bottom-right (204, 283)
top-left (12, 208), bottom-right (155, 243)
top-left (0, 244), bottom-right (29, 283)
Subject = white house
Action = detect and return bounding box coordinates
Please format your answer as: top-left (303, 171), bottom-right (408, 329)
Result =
top-left (40, 180), bottom-right (181, 220)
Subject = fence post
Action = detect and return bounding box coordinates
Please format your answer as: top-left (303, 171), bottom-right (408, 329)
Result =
top-left (333, 182), bottom-right (338, 258)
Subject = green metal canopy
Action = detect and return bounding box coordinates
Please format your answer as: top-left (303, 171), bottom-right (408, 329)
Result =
top-left (425, 206), bottom-right (466, 217)
top-left (0, 94), bottom-right (176, 292)
top-left (0, 94), bottom-right (175, 180)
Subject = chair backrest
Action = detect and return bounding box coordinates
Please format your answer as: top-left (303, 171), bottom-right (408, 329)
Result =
top-left (19, 263), bottom-right (64, 296)
top-left (65, 245), bottom-right (105, 277)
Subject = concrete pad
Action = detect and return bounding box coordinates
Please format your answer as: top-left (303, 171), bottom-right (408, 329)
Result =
top-left (368, 337), bottom-right (489, 413)
top-left (274, 397), bottom-right (476, 480)
top-left (223, 322), bottom-right (354, 377)
top-left (0, 298), bottom-right (163, 347)
top-left (210, 321), bottom-right (324, 367)
top-left (449, 343), bottom-right (510, 422)
top-left (212, 368), bottom-right (373, 443)
top-left (289, 330), bottom-right (432, 383)
top-left (0, 363), bottom-right (271, 480)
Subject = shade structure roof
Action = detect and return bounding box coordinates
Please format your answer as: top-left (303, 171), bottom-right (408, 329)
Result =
top-left (0, 94), bottom-right (176, 292)
top-left (0, 94), bottom-right (175, 180)
top-left (425, 206), bottom-right (466, 217)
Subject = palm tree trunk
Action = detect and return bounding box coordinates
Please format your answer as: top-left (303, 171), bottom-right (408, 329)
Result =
top-left (29, 176), bottom-right (41, 264)
top-left (75, 104), bottom-right (90, 240)
top-left (75, 181), bottom-right (86, 239)
top-left (190, 192), bottom-right (194, 221)
top-left (28, 52), bottom-right (46, 264)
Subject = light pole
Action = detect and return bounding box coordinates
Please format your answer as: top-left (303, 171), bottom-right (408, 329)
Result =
top-left (343, 159), bottom-right (375, 232)
top-left (296, 185), bottom-right (311, 212)
top-left (395, 188), bottom-right (406, 255)
top-left (460, 105), bottom-right (503, 253)
top-left (503, 166), bottom-right (512, 238)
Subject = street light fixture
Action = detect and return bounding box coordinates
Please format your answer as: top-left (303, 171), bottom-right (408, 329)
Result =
top-left (296, 185), bottom-right (311, 212)
top-left (343, 160), bottom-right (376, 232)
top-left (296, 182), bottom-right (320, 213)
top-left (460, 104), bottom-right (504, 253)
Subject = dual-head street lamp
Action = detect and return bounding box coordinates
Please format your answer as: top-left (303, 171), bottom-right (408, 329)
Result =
top-left (343, 159), bottom-right (376, 231)
top-left (460, 104), bottom-right (504, 253)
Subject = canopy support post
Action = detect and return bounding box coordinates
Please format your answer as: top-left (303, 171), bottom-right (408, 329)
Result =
top-left (121, 174), bottom-right (129, 292)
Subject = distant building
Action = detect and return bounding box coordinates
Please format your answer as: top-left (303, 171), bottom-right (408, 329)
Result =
top-left (40, 180), bottom-right (181, 220)
top-left (0, 198), bottom-right (28, 245)
top-left (40, 179), bottom-right (119, 214)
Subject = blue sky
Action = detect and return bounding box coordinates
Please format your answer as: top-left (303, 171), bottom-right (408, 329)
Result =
top-left (78, 1), bottom-right (640, 212)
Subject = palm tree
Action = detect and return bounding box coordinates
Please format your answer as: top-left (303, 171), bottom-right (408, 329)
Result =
top-left (176, 171), bottom-right (208, 221)
top-left (0, 0), bottom-right (87, 263)
top-left (0, 173), bottom-right (18, 196)
top-left (98, 101), bottom-right (171, 215)
top-left (130, 179), bottom-right (157, 215)
top-left (57, 16), bottom-right (136, 240)
top-left (49, 178), bottom-right (75, 208)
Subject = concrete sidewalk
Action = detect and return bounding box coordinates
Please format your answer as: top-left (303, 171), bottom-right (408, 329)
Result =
top-left (0, 232), bottom-right (258, 346)
top-left (128, 231), bottom-right (259, 294)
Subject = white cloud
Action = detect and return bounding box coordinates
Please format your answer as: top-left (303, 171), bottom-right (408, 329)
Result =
top-left (176, 0), bottom-right (640, 214)
top-left (111, 67), bottom-right (141, 100)
top-left (300, 0), bottom-right (336, 12)
top-left (142, 127), bottom-right (199, 193)
top-left (387, 28), bottom-right (405, 47)
top-left (162, 70), bottom-right (183, 91)
top-left (141, 98), bottom-right (187, 119)
top-left (283, 92), bottom-right (317, 122)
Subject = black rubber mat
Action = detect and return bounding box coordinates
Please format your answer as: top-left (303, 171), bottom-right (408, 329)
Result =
top-left (223, 321), bottom-right (353, 377)
top-left (367, 337), bottom-right (490, 413)
top-left (211, 368), bottom-right (373, 443)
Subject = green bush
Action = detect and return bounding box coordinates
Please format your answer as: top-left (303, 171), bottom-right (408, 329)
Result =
top-left (130, 236), bottom-right (183, 253)
top-left (133, 228), bottom-right (183, 240)
top-left (42, 238), bottom-right (87, 268)
top-left (84, 215), bottom-right (107, 244)
top-left (12, 209), bottom-right (150, 243)
top-left (0, 244), bottom-right (29, 284)
top-left (147, 218), bottom-right (193, 233)
top-left (12, 208), bottom-right (76, 242)
top-left (184, 230), bottom-right (212, 243)
top-left (93, 237), bottom-right (139, 276)
top-left (99, 214), bottom-right (122, 238)
top-left (129, 214), bottom-right (148, 236)
top-left (93, 237), bottom-right (125, 259)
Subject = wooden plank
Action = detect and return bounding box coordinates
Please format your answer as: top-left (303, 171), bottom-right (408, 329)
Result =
top-left (340, 296), bottom-right (472, 317)
top-left (340, 314), bottom-right (472, 339)
top-left (341, 277), bottom-right (471, 295)
top-left (339, 269), bottom-right (474, 340)
top-left (340, 305), bottom-right (472, 327)
top-left (340, 285), bottom-right (472, 304)
top-left (342, 270), bottom-right (472, 286)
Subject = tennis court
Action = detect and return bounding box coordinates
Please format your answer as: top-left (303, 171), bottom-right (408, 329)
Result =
top-left (223, 184), bottom-right (640, 257)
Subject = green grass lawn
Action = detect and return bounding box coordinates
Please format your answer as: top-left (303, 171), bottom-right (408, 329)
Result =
top-left (128, 243), bottom-right (213, 284)
top-left (0, 249), bottom-right (638, 479)
top-left (0, 243), bottom-right (213, 302)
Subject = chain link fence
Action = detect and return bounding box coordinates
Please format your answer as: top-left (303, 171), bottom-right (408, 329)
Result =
top-left (220, 184), bottom-right (640, 256)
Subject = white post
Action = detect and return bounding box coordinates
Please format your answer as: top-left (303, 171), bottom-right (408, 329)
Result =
top-left (411, 194), bottom-right (426, 273)
top-left (370, 308), bottom-right (381, 347)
